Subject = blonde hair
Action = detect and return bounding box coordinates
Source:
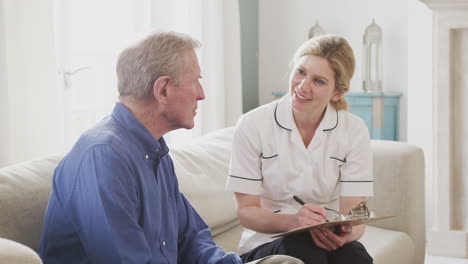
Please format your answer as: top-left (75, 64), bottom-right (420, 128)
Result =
top-left (292, 34), bottom-right (355, 110)
top-left (116, 31), bottom-right (200, 99)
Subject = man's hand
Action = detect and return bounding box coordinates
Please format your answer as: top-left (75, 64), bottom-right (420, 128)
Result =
top-left (310, 224), bottom-right (354, 251)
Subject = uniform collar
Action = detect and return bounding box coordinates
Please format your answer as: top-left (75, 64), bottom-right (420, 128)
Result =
top-left (274, 94), bottom-right (339, 132)
top-left (111, 102), bottom-right (169, 157)
top-left (320, 103), bottom-right (339, 132)
top-left (274, 95), bottom-right (294, 131)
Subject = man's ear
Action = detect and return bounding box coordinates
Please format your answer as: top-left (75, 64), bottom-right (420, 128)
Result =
top-left (153, 76), bottom-right (171, 104)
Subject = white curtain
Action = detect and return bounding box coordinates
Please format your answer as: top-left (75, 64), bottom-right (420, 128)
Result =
top-left (0, 0), bottom-right (9, 167)
top-left (0, 0), bottom-right (63, 167)
top-left (152, 0), bottom-right (243, 145)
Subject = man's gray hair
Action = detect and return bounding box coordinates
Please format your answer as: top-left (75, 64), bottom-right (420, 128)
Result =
top-left (116, 31), bottom-right (200, 99)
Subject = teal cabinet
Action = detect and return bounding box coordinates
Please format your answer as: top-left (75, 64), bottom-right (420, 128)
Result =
top-left (346, 92), bottom-right (401, 141)
top-left (271, 91), bottom-right (401, 141)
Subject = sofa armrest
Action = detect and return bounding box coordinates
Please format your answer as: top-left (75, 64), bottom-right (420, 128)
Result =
top-left (0, 154), bottom-right (63, 251)
top-left (0, 238), bottom-right (42, 264)
top-left (367, 140), bottom-right (425, 264)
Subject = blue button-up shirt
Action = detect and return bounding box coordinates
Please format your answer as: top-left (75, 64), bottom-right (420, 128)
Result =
top-left (39, 103), bottom-right (242, 264)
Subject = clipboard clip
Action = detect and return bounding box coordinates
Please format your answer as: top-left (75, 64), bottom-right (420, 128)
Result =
top-left (347, 201), bottom-right (374, 220)
top-left (329, 201), bottom-right (376, 222)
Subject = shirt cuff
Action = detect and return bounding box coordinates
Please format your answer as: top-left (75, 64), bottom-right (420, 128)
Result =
top-left (219, 252), bottom-right (242, 264)
top-left (225, 175), bottom-right (262, 195)
top-left (340, 181), bottom-right (374, 197)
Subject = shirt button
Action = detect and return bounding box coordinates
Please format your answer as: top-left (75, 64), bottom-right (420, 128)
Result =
top-left (162, 241), bottom-right (166, 246)
top-left (145, 155), bottom-right (149, 159)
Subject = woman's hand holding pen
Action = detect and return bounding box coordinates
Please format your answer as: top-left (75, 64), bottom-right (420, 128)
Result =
top-left (288, 203), bottom-right (328, 231)
top-left (288, 196), bottom-right (327, 230)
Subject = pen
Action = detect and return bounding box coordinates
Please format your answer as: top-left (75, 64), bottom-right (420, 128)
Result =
top-left (293, 195), bottom-right (306, 205)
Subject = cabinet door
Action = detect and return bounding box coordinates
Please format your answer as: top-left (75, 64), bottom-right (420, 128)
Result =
top-left (382, 105), bottom-right (398, 140)
top-left (346, 96), bottom-right (374, 138)
top-left (347, 94), bottom-right (400, 141)
top-left (349, 106), bottom-right (373, 137)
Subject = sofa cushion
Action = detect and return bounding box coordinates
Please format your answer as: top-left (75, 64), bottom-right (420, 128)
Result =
top-left (170, 127), bottom-right (238, 236)
top-left (0, 237), bottom-right (42, 264)
top-left (0, 155), bottom-right (62, 251)
top-left (360, 226), bottom-right (414, 264)
top-left (213, 225), bottom-right (244, 253)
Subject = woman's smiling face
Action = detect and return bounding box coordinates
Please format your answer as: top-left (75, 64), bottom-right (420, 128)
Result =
top-left (289, 55), bottom-right (342, 114)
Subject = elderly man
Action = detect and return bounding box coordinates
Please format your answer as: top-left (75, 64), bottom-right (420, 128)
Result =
top-left (39, 31), bottom-right (302, 264)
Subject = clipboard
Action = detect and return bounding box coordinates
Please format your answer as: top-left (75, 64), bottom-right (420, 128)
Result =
top-left (271, 215), bottom-right (394, 238)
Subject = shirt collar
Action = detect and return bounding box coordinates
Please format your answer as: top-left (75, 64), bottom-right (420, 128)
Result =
top-left (274, 95), bottom-right (294, 131)
top-left (274, 94), bottom-right (339, 132)
top-left (111, 102), bottom-right (169, 157)
top-left (318, 103), bottom-right (339, 132)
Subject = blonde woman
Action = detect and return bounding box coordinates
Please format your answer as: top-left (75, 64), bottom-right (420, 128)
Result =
top-left (227, 35), bottom-right (373, 264)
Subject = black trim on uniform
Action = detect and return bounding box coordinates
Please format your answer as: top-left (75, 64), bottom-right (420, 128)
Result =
top-left (229, 175), bottom-right (263, 181)
top-left (340, 180), bottom-right (373, 182)
top-left (274, 103), bottom-right (292, 131)
top-left (330, 156), bottom-right (346, 163)
top-left (273, 209), bottom-right (281, 213)
top-left (323, 108), bottom-right (339, 131)
top-left (261, 153), bottom-right (278, 159)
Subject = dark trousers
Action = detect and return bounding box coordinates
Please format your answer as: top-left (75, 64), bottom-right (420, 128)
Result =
top-left (240, 232), bottom-right (373, 264)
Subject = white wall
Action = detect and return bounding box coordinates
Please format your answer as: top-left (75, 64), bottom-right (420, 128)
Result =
top-left (0, 0), bottom-right (64, 166)
top-left (408, 0), bottom-right (433, 229)
top-left (258, 0), bottom-right (408, 141)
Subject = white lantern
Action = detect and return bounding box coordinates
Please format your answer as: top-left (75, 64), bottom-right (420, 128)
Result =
top-left (363, 19), bottom-right (383, 92)
top-left (308, 20), bottom-right (325, 39)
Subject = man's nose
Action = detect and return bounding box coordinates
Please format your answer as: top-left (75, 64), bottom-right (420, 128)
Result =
top-left (197, 84), bottom-right (206, 100)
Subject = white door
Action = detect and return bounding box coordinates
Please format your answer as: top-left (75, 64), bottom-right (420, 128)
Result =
top-left (55, 0), bottom-right (151, 149)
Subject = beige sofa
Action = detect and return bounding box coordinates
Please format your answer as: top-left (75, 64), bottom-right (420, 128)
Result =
top-left (0, 127), bottom-right (425, 264)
